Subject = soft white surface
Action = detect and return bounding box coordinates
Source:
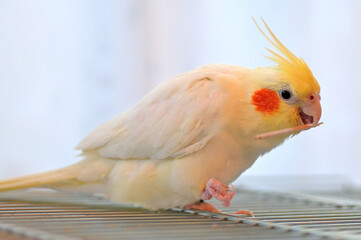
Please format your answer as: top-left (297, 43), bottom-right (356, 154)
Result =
top-left (0, 0), bottom-right (360, 185)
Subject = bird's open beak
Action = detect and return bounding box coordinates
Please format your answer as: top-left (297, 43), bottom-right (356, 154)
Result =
top-left (255, 93), bottom-right (322, 140)
top-left (299, 93), bottom-right (322, 125)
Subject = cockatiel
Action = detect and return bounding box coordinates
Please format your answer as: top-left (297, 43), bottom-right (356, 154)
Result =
top-left (0, 19), bottom-right (321, 215)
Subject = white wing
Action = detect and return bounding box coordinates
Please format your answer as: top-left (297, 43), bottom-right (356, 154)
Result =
top-left (76, 66), bottom-right (227, 160)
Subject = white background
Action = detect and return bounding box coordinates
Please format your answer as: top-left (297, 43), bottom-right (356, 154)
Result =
top-left (1, 0), bottom-right (360, 186)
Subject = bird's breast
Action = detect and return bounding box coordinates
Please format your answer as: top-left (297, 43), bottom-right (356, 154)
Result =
top-left (169, 129), bottom-right (260, 198)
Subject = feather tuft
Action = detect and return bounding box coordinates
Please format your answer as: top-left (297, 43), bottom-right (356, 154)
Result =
top-left (252, 17), bottom-right (320, 96)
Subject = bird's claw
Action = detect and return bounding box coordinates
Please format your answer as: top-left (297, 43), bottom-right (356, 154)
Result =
top-left (202, 178), bottom-right (236, 207)
top-left (196, 178), bottom-right (254, 216)
top-left (185, 202), bottom-right (254, 217)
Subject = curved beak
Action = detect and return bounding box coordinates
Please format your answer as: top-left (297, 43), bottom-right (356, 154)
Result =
top-left (299, 93), bottom-right (322, 125)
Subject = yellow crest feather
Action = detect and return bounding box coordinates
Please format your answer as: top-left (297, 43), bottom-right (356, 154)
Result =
top-left (253, 17), bottom-right (320, 97)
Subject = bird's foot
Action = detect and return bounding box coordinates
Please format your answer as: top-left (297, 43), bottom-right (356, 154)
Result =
top-left (185, 202), bottom-right (254, 217)
top-left (201, 178), bottom-right (235, 207)
top-left (194, 178), bottom-right (254, 216)
top-left (185, 202), bottom-right (222, 213)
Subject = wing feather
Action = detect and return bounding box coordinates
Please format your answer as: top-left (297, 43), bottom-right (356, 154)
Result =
top-left (77, 66), bottom-right (226, 160)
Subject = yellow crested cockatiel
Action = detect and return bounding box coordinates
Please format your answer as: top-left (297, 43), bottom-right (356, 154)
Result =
top-left (0, 19), bottom-right (321, 215)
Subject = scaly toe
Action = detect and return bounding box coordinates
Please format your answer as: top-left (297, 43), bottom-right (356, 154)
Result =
top-left (203, 179), bottom-right (237, 207)
top-left (185, 202), bottom-right (221, 213)
top-left (219, 184), bottom-right (235, 206)
top-left (185, 202), bottom-right (255, 217)
top-left (232, 210), bottom-right (255, 217)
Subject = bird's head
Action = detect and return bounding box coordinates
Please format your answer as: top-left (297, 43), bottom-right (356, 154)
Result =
top-left (249, 19), bottom-right (322, 141)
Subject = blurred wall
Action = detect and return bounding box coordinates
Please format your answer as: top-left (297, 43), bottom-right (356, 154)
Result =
top-left (0, 0), bottom-right (360, 185)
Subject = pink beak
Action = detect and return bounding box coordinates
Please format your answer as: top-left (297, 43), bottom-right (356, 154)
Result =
top-left (299, 93), bottom-right (322, 125)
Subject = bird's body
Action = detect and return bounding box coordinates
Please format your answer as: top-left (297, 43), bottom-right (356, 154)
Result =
top-left (87, 65), bottom-right (287, 210)
top-left (0, 20), bottom-right (322, 212)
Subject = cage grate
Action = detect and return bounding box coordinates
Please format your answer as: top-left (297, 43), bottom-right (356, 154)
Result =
top-left (0, 187), bottom-right (360, 240)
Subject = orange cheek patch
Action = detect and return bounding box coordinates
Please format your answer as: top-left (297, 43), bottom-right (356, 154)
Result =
top-left (252, 88), bottom-right (280, 114)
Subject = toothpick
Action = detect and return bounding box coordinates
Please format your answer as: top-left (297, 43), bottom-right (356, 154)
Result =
top-left (255, 122), bottom-right (323, 140)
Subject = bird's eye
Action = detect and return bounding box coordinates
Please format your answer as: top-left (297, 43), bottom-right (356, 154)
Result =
top-left (280, 89), bottom-right (292, 100)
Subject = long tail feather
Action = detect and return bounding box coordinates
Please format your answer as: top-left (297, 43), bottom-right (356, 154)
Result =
top-left (0, 163), bottom-right (86, 192)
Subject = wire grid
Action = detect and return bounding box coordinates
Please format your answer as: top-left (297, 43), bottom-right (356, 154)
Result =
top-left (207, 189), bottom-right (361, 240)
top-left (0, 188), bottom-right (359, 240)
